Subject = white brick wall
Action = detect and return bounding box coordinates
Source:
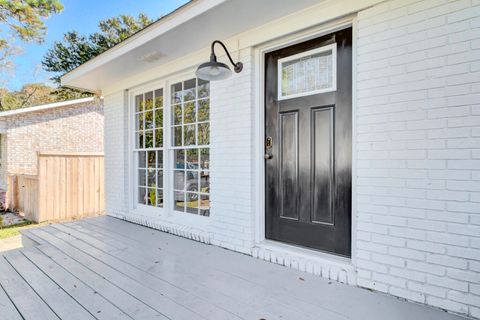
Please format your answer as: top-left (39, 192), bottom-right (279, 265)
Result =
top-left (209, 48), bottom-right (255, 254)
top-left (356, 0), bottom-right (480, 317)
top-left (103, 91), bottom-right (129, 216)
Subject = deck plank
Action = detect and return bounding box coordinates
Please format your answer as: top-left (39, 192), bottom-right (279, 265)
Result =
top-left (0, 255), bottom-right (59, 320)
top-left (4, 250), bottom-right (96, 320)
top-left (81, 218), bottom-right (348, 308)
top-left (84, 216), bottom-right (466, 320)
top-left (39, 225), bottom-right (298, 320)
top-left (21, 229), bottom-right (48, 245)
top-left (20, 247), bottom-right (131, 320)
top-left (30, 226), bottom-right (261, 320)
top-left (50, 222), bottom-right (345, 320)
top-left (24, 243), bottom-right (164, 320)
top-left (72, 219), bottom-right (348, 318)
top-left (0, 278), bottom-right (23, 320)
top-left (32, 228), bottom-right (222, 320)
top-left (10, 216), bottom-right (467, 320)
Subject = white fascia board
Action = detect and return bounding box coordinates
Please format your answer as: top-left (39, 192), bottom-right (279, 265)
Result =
top-left (60, 0), bottom-right (227, 87)
top-left (0, 97), bottom-right (97, 118)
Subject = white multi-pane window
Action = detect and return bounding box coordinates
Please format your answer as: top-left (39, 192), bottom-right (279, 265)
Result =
top-left (134, 89), bottom-right (164, 207)
top-left (171, 78), bottom-right (210, 216)
top-left (132, 78), bottom-right (210, 216)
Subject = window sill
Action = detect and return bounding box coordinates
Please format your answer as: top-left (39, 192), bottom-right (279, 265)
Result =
top-left (126, 207), bottom-right (211, 241)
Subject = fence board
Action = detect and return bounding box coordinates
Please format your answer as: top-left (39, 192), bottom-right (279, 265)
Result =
top-left (7, 153), bottom-right (104, 223)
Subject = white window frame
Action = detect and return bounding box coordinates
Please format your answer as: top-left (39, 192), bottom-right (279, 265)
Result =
top-left (128, 71), bottom-right (211, 219)
top-left (277, 43), bottom-right (337, 101)
top-left (130, 83), bottom-right (167, 215)
top-left (168, 74), bottom-right (211, 216)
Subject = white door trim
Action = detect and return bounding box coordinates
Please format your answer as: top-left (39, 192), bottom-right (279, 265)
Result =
top-left (253, 15), bottom-right (358, 265)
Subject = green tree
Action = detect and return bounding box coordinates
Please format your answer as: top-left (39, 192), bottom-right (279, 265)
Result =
top-left (0, 83), bottom-right (56, 110)
top-left (42, 13), bottom-right (153, 98)
top-left (0, 0), bottom-right (63, 72)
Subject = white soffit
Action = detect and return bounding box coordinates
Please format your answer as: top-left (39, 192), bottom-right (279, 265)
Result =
top-left (61, 0), bottom-right (323, 92)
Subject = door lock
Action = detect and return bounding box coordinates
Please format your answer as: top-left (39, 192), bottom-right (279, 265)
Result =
top-left (265, 136), bottom-right (273, 160)
top-left (266, 136), bottom-right (273, 149)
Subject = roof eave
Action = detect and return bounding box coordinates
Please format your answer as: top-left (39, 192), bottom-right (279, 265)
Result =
top-left (60, 0), bottom-right (226, 90)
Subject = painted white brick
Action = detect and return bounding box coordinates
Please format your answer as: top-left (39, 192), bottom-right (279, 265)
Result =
top-left (371, 233), bottom-right (406, 247)
top-left (447, 201), bottom-right (480, 213)
top-left (390, 266), bottom-right (425, 282)
top-left (372, 272), bottom-right (406, 287)
top-left (448, 291), bottom-right (480, 309)
top-left (427, 231), bottom-right (470, 247)
top-left (408, 282), bottom-right (447, 298)
top-left (447, 268), bottom-right (480, 284)
top-left (390, 286), bottom-right (425, 303)
top-left (357, 278), bottom-right (389, 292)
top-left (427, 274), bottom-right (469, 292)
top-left (427, 296), bottom-right (469, 314)
top-left (407, 260), bottom-right (446, 276)
top-left (104, 91), bottom-right (128, 216)
top-left (371, 252), bottom-right (406, 268)
top-left (407, 240), bottom-right (446, 254)
top-left (407, 218), bottom-right (447, 232)
top-left (426, 254), bottom-right (468, 269)
top-left (389, 247), bottom-right (425, 261)
top-left (426, 189), bottom-right (469, 201)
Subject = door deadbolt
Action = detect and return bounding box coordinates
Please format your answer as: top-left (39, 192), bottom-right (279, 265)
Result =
top-left (265, 136), bottom-right (273, 160)
top-left (266, 136), bottom-right (273, 149)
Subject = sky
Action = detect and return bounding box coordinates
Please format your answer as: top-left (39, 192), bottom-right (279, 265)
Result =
top-left (4, 0), bottom-right (189, 90)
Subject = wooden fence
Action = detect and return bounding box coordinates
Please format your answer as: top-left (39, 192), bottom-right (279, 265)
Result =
top-left (7, 152), bottom-right (104, 222)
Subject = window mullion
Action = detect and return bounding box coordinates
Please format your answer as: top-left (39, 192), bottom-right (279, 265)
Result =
top-left (165, 81), bottom-right (172, 214)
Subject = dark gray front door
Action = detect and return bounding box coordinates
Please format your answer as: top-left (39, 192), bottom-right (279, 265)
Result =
top-left (265, 28), bottom-right (352, 257)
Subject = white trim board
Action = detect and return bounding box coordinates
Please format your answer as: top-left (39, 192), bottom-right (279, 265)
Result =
top-left (0, 97), bottom-right (98, 118)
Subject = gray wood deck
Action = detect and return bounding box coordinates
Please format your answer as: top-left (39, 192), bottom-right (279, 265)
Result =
top-left (0, 216), bottom-right (468, 320)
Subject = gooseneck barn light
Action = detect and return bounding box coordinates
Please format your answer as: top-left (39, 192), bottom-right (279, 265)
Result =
top-left (196, 40), bottom-right (243, 81)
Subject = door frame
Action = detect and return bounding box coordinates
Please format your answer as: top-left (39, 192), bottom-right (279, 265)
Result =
top-left (253, 16), bottom-right (358, 263)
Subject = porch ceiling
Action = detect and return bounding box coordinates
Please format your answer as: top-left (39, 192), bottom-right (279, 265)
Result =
top-left (0, 216), bottom-right (467, 320)
top-left (61, 0), bottom-right (323, 92)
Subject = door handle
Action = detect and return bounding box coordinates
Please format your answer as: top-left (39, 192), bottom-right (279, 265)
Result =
top-left (264, 153), bottom-right (273, 160)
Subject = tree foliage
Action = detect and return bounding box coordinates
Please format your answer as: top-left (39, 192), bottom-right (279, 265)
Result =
top-left (0, 0), bottom-right (63, 72)
top-left (0, 83), bottom-right (57, 110)
top-left (42, 13), bottom-right (153, 98)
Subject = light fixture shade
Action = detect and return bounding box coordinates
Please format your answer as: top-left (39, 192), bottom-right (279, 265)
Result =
top-left (196, 61), bottom-right (232, 81)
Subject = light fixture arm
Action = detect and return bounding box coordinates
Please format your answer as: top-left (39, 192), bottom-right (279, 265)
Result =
top-left (210, 40), bottom-right (243, 73)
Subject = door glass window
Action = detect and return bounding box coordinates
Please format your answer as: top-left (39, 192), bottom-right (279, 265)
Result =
top-left (278, 43), bottom-right (336, 100)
